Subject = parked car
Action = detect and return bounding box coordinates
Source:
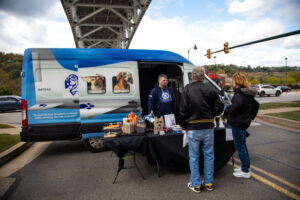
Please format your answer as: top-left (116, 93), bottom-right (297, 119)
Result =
top-left (253, 84), bottom-right (282, 97)
top-left (276, 86), bottom-right (291, 92)
top-left (0, 95), bottom-right (21, 112)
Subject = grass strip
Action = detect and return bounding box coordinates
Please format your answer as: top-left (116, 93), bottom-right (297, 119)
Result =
top-left (0, 134), bottom-right (20, 153)
top-left (260, 101), bottom-right (300, 110)
top-left (0, 124), bottom-right (15, 129)
top-left (267, 111), bottom-right (300, 121)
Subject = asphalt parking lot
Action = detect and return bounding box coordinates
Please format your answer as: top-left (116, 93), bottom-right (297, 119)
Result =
top-left (2, 122), bottom-right (299, 200)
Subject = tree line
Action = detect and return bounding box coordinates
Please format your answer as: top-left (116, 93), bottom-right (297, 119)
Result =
top-left (205, 64), bottom-right (300, 87)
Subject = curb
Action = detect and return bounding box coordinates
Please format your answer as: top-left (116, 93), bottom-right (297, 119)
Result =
top-left (256, 115), bottom-right (300, 130)
top-left (0, 142), bottom-right (34, 167)
top-left (0, 177), bottom-right (20, 200)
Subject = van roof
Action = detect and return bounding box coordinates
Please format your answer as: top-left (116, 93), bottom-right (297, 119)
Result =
top-left (24, 48), bottom-right (192, 65)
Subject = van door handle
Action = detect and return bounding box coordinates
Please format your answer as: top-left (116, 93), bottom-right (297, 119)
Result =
top-left (73, 100), bottom-right (79, 103)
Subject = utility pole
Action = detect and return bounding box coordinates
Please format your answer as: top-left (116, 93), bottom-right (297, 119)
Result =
top-left (213, 56), bottom-right (216, 73)
top-left (285, 57), bottom-right (288, 85)
top-left (188, 45), bottom-right (197, 60)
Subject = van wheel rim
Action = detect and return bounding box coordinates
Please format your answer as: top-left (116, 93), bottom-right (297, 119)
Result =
top-left (88, 138), bottom-right (105, 149)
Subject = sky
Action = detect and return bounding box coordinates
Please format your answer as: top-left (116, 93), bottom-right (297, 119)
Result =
top-left (0, 0), bottom-right (299, 67)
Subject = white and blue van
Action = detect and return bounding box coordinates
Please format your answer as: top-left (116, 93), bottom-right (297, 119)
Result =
top-left (21, 48), bottom-right (225, 152)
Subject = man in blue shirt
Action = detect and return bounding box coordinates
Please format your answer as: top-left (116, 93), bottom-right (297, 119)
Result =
top-left (148, 74), bottom-right (176, 117)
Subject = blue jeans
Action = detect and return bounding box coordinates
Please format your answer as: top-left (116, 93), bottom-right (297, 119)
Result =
top-left (232, 126), bottom-right (250, 173)
top-left (187, 129), bottom-right (214, 187)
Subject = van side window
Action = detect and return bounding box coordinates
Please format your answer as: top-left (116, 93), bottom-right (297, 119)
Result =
top-left (112, 71), bottom-right (133, 94)
top-left (81, 74), bottom-right (106, 94)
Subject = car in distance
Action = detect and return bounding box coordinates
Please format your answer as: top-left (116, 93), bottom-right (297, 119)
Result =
top-left (252, 84), bottom-right (282, 97)
top-left (0, 95), bottom-right (21, 112)
top-left (276, 86), bottom-right (291, 92)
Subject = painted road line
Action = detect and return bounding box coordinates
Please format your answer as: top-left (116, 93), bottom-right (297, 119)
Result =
top-left (228, 162), bottom-right (300, 200)
top-left (232, 160), bottom-right (300, 192)
top-left (250, 164), bottom-right (300, 192)
top-left (250, 122), bottom-right (261, 126)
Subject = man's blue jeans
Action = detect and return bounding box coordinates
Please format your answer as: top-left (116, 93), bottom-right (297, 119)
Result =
top-left (232, 126), bottom-right (250, 173)
top-left (187, 129), bottom-right (214, 187)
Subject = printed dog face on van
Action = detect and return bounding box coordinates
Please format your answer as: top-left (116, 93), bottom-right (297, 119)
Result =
top-left (113, 71), bottom-right (133, 93)
top-left (81, 74), bottom-right (105, 94)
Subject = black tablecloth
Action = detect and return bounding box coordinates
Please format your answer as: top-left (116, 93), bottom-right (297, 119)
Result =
top-left (104, 129), bottom-right (235, 171)
top-left (104, 135), bottom-right (148, 158)
top-left (147, 129), bottom-right (235, 171)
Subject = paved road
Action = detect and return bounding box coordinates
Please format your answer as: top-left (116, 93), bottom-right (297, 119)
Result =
top-left (0, 111), bottom-right (21, 125)
top-left (256, 91), bottom-right (300, 103)
top-left (4, 122), bottom-right (300, 200)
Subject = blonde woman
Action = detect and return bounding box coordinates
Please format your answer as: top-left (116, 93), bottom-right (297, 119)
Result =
top-left (225, 73), bottom-right (259, 178)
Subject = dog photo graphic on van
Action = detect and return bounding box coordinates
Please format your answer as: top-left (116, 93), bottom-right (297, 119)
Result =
top-left (113, 71), bottom-right (133, 93)
top-left (81, 73), bottom-right (106, 94)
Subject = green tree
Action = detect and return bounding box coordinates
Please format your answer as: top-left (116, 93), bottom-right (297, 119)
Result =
top-left (289, 71), bottom-right (300, 83)
top-left (267, 77), bottom-right (281, 85)
top-left (0, 69), bottom-right (9, 85)
top-left (251, 79), bottom-right (260, 85)
top-left (10, 69), bottom-right (21, 79)
top-left (0, 85), bottom-right (12, 95)
top-left (216, 69), bottom-right (225, 74)
top-left (287, 77), bottom-right (296, 84)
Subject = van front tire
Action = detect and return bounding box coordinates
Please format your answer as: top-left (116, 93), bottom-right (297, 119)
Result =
top-left (84, 138), bottom-right (107, 153)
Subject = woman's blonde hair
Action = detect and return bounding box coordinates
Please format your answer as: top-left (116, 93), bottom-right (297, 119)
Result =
top-left (232, 72), bottom-right (249, 88)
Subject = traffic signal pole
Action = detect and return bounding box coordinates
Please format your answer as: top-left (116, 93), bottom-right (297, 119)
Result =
top-left (204, 29), bottom-right (300, 57)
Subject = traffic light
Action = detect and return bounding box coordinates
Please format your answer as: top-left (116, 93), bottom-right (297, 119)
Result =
top-left (207, 49), bottom-right (211, 59)
top-left (224, 42), bottom-right (229, 54)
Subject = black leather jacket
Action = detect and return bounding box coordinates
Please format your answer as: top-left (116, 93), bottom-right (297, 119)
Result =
top-left (180, 81), bottom-right (224, 130)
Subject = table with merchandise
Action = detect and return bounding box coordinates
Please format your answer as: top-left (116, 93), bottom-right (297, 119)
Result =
top-left (103, 113), bottom-right (236, 183)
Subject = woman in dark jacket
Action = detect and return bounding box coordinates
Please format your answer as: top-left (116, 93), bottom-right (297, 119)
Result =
top-left (225, 73), bottom-right (259, 178)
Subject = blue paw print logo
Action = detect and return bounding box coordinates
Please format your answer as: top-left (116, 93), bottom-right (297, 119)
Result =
top-left (80, 103), bottom-right (95, 110)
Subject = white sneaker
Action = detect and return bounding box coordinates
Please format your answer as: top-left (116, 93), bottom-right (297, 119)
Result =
top-left (233, 171), bottom-right (251, 178)
top-left (234, 167), bottom-right (251, 173)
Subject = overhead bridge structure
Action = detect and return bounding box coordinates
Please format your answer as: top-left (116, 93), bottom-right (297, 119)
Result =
top-left (61, 0), bottom-right (151, 49)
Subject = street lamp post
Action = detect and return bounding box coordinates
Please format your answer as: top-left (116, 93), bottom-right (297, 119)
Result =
top-left (285, 57), bottom-right (288, 85)
top-left (188, 45), bottom-right (197, 60)
top-left (213, 56), bottom-right (216, 73)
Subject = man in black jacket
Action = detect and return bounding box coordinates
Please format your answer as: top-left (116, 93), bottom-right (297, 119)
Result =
top-left (180, 66), bottom-right (224, 193)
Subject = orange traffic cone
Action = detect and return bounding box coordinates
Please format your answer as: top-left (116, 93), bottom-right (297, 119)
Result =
top-left (286, 91), bottom-right (288, 94)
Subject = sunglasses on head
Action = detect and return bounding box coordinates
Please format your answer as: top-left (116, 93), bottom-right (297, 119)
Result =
top-left (122, 72), bottom-right (128, 76)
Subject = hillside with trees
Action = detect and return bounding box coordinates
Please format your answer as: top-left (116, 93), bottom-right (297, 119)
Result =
top-left (0, 52), bottom-right (22, 95)
top-left (204, 64), bottom-right (300, 87)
